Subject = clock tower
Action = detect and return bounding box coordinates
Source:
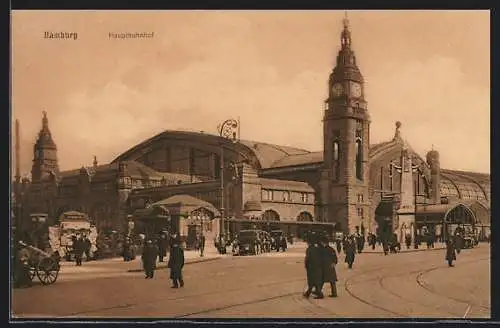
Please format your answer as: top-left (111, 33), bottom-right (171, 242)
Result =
top-left (319, 15), bottom-right (371, 234)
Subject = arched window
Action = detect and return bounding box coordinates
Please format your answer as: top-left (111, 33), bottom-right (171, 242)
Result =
top-left (333, 140), bottom-right (340, 181)
top-left (355, 138), bottom-right (363, 180)
top-left (333, 141), bottom-right (339, 161)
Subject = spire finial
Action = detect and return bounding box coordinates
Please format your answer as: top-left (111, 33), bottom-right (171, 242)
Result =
top-left (340, 11), bottom-right (352, 49)
top-left (42, 110), bottom-right (49, 130)
top-left (431, 144), bottom-right (434, 151)
top-left (343, 11), bottom-right (349, 28)
top-left (393, 121), bottom-right (403, 143)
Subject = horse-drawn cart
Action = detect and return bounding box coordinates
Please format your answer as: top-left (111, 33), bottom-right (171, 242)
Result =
top-left (18, 241), bottom-right (60, 285)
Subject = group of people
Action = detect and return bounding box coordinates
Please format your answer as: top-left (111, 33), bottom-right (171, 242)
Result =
top-left (71, 234), bottom-right (92, 266)
top-left (140, 233), bottom-right (186, 288)
top-left (335, 232), bottom-right (365, 256)
top-left (304, 233), bottom-right (342, 299)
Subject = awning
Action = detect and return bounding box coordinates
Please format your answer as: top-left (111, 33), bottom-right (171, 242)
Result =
top-left (152, 194), bottom-right (221, 217)
top-left (59, 211), bottom-right (89, 222)
top-left (243, 210), bottom-right (263, 218)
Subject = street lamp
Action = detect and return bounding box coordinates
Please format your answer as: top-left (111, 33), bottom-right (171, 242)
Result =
top-left (218, 119), bottom-right (239, 249)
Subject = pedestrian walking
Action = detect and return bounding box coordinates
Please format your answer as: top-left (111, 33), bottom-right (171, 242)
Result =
top-left (320, 237), bottom-right (338, 298)
top-left (157, 233), bottom-right (167, 262)
top-left (168, 237), bottom-right (185, 288)
top-left (335, 239), bottom-right (342, 254)
top-left (142, 239), bottom-right (158, 279)
top-left (73, 235), bottom-right (84, 266)
top-left (344, 236), bottom-right (356, 269)
top-left (405, 233), bottom-right (412, 250)
top-left (303, 234), bottom-right (324, 299)
top-left (356, 233), bottom-right (365, 254)
top-left (83, 235), bottom-right (92, 261)
top-left (199, 234), bottom-right (206, 257)
top-left (446, 239), bottom-right (457, 267)
top-left (454, 231), bottom-right (463, 254)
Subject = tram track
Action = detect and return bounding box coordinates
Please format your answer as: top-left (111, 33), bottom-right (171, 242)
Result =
top-left (51, 248), bottom-right (490, 318)
top-left (415, 257), bottom-right (490, 317)
top-left (345, 255), bottom-right (490, 318)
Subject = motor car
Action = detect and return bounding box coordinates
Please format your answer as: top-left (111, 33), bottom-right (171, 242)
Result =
top-left (237, 230), bottom-right (261, 255)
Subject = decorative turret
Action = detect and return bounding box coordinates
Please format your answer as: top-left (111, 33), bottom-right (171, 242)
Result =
top-left (31, 111), bottom-right (59, 181)
top-left (426, 147), bottom-right (441, 204)
top-left (393, 121), bottom-right (403, 144)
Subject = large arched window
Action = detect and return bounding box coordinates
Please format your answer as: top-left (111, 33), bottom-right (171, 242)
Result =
top-left (355, 138), bottom-right (363, 180)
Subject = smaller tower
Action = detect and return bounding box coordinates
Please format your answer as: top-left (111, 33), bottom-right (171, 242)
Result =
top-left (93, 156), bottom-right (98, 169)
top-left (31, 111), bottom-right (59, 181)
top-left (426, 148), bottom-right (441, 205)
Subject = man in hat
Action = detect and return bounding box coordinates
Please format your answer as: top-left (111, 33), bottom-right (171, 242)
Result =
top-left (320, 236), bottom-right (338, 297)
top-left (168, 236), bottom-right (185, 288)
top-left (199, 233), bottom-right (206, 257)
top-left (446, 239), bottom-right (457, 267)
top-left (157, 233), bottom-right (168, 262)
top-left (142, 239), bottom-right (159, 279)
top-left (303, 232), bottom-right (324, 299)
top-left (344, 235), bottom-right (357, 269)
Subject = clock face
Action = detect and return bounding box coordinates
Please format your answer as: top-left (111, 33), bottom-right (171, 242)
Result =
top-left (350, 82), bottom-right (362, 98)
top-left (331, 83), bottom-right (344, 97)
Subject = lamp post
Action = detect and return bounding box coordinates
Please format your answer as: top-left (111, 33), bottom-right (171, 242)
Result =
top-left (218, 119), bottom-right (239, 250)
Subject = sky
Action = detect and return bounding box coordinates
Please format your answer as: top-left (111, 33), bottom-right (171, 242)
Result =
top-left (11, 10), bottom-right (490, 176)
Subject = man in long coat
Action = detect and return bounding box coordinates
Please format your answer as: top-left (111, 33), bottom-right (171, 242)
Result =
top-left (157, 233), bottom-right (168, 262)
top-left (142, 239), bottom-right (158, 279)
top-left (454, 232), bottom-right (464, 254)
top-left (168, 237), bottom-right (185, 288)
top-left (344, 236), bottom-right (357, 269)
top-left (73, 235), bottom-right (85, 266)
top-left (303, 234), bottom-right (324, 299)
top-left (446, 239), bottom-right (457, 267)
top-left (199, 234), bottom-right (206, 257)
top-left (321, 237), bottom-right (338, 297)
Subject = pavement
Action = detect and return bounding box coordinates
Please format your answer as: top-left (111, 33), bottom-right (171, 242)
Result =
top-left (48, 242), bottom-right (448, 281)
top-left (11, 242), bottom-right (490, 319)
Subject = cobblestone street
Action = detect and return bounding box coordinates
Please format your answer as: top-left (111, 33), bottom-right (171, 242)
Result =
top-left (11, 243), bottom-right (490, 319)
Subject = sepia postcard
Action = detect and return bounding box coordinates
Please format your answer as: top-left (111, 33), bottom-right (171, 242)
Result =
top-left (10, 10), bottom-right (490, 320)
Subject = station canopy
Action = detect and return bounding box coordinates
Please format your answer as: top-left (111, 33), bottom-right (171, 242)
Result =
top-left (133, 194), bottom-right (221, 220)
top-left (415, 203), bottom-right (477, 225)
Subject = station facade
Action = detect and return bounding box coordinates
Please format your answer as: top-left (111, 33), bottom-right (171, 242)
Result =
top-left (13, 18), bottom-right (490, 243)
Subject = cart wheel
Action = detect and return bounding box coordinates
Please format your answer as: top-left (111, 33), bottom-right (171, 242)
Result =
top-left (36, 257), bottom-right (59, 285)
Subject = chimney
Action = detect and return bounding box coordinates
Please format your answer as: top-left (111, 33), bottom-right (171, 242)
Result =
top-left (15, 119), bottom-right (21, 183)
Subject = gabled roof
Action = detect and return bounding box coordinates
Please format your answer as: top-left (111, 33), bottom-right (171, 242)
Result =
top-left (57, 160), bottom-right (198, 185)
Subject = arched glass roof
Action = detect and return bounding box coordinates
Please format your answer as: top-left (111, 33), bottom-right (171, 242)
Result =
top-left (440, 170), bottom-right (489, 202)
top-left (440, 179), bottom-right (459, 198)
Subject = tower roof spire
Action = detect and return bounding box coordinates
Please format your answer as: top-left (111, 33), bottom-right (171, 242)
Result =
top-left (340, 11), bottom-right (352, 49)
top-left (42, 110), bottom-right (49, 131)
